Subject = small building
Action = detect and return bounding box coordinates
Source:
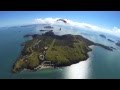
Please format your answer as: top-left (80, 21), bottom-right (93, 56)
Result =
top-left (44, 46), bottom-right (48, 50)
top-left (43, 51), bottom-right (46, 55)
top-left (25, 59), bottom-right (28, 63)
top-left (39, 54), bottom-right (44, 61)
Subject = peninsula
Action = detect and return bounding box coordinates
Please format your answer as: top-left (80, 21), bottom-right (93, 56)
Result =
top-left (100, 34), bottom-right (106, 38)
top-left (107, 39), bottom-right (115, 43)
top-left (44, 26), bottom-right (54, 29)
top-left (116, 41), bottom-right (120, 47)
top-left (12, 30), bottom-right (114, 73)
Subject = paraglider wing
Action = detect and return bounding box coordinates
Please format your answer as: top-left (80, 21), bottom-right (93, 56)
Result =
top-left (57, 19), bottom-right (67, 23)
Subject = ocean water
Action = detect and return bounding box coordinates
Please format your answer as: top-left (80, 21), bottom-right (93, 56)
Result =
top-left (0, 25), bottom-right (120, 79)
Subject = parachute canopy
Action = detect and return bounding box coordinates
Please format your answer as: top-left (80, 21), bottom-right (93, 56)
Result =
top-left (57, 19), bottom-right (67, 23)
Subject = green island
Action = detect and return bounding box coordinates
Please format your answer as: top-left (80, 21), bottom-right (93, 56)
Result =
top-left (12, 30), bottom-right (114, 73)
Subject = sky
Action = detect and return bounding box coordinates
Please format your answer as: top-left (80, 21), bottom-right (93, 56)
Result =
top-left (0, 11), bottom-right (120, 36)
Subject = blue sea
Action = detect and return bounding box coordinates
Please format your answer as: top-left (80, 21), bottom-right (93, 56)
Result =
top-left (0, 24), bottom-right (120, 79)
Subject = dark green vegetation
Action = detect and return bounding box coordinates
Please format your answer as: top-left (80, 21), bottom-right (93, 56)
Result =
top-left (12, 31), bottom-right (114, 73)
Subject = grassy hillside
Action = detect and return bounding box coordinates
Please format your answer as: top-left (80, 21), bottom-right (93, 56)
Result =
top-left (12, 30), bottom-right (112, 73)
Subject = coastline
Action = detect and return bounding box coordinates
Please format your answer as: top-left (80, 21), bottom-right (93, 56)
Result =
top-left (12, 51), bottom-right (91, 73)
top-left (17, 45), bottom-right (94, 72)
top-left (12, 31), bottom-right (114, 73)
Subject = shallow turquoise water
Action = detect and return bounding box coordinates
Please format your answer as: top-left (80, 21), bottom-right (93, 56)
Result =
top-left (0, 25), bottom-right (120, 79)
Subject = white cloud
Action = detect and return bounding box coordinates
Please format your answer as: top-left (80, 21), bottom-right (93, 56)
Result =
top-left (34, 18), bottom-right (60, 25)
top-left (33, 17), bottom-right (120, 37)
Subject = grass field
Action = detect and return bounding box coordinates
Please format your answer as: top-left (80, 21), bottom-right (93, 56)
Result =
top-left (45, 38), bottom-right (87, 66)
